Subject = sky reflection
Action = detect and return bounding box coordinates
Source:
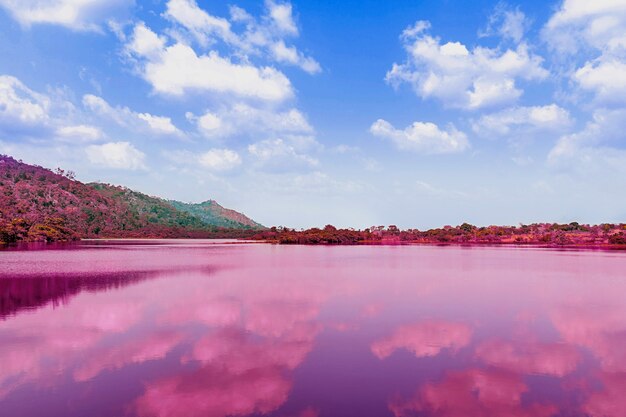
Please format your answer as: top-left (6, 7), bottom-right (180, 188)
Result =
top-left (371, 320), bottom-right (473, 359)
top-left (0, 243), bottom-right (625, 416)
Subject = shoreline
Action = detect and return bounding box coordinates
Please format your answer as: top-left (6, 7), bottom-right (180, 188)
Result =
top-left (2, 238), bottom-right (625, 252)
top-left (254, 239), bottom-right (626, 251)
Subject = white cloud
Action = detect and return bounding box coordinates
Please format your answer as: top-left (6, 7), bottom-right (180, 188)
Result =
top-left (163, 0), bottom-right (235, 46)
top-left (543, 0), bottom-right (626, 104)
top-left (83, 94), bottom-right (182, 136)
top-left (86, 141), bottom-right (146, 170)
top-left (248, 138), bottom-right (318, 172)
top-left (188, 103), bottom-right (313, 139)
top-left (574, 58), bottom-right (626, 104)
top-left (473, 104), bottom-right (572, 137)
top-left (0, 75), bottom-right (111, 144)
top-left (481, 4), bottom-right (528, 43)
top-left (548, 108), bottom-right (626, 173)
top-left (550, 143), bottom-right (626, 174)
top-left (370, 119), bottom-right (469, 154)
top-left (387, 20), bottom-right (547, 110)
top-left (120, 1), bottom-right (319, 152)
top-left (467, 78), bottom-right (520, 109)
top-left (0, 0), bottom-right (133, 31)
top-left (539, 0), bottom-right (626, 179)
top-left (127, 22), bottom-right (166, 58)
top-left (401, 20), bottom-right (431, 40)
top-left (0, 75), bottom-right (49, 129)
top-left (267, 0), bottom-right (298, 35)
top-left (161, 0), bottom-right (319, 74)
top-left (195, 112), bottom-right (222, 133)
top-left (284, 134), bottom-right (323, 153)
top-left (126, 26), bottom-right (293, 101)
top-left (136, 113), bottom-right (179, 135)
top-left (544, 0), bottom-right (626, 53)
top-left (56, 124), bottom-right (103, 142)
top-left (270, 40), bottom-right (321, 74)
top-left (198, 148), bottom-right (241, 171)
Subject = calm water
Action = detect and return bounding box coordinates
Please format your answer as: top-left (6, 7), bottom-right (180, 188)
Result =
top-left (1, 240), bottom-right (625, 417)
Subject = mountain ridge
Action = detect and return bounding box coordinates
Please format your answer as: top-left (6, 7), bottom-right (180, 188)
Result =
top-left (0, 155), bottom-right (263, 243)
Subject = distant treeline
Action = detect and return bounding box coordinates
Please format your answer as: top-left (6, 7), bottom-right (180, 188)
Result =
top-left (251, 223), bottom-right (626, 247)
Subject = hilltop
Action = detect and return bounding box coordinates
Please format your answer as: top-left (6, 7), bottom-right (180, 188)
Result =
top-left (169, 200), bottom-right (263, 229)
top-left (0, 155), bottom-right (263, 243)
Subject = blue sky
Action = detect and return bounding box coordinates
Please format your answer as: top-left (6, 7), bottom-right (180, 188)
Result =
top-left (1, 0), bottom-right (625, 229)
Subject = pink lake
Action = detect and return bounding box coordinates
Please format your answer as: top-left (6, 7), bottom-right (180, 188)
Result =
top-left (1, 240), bottom-right (625, 417)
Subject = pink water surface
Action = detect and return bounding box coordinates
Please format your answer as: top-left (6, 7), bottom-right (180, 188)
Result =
top-left (1, 240), bottom-right (625, 417)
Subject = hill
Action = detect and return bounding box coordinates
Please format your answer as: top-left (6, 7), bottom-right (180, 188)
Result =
top-left (169, 200), bottom-right (262, 229)
top-left (0, 155), bottom-right (263, 243)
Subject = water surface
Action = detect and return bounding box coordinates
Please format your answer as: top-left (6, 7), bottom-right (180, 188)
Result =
top-left (1, 240), bottom-right (625, 417)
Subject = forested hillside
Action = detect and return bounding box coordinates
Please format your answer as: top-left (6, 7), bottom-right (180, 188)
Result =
top-left (0, 155), bottom-right (263, 243)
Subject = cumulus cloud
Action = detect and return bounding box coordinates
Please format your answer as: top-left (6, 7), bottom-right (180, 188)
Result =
top-left (126, 22), bottom-right (165, 58)
top-left (198, 148), bottom-right (242, 171)
top-left (480, 4), bottom-right (528, 43)
top-left (136, 113), bottom-right (180, 135)
top-left (0, 75), bottom-right (50, 134)
top-left (0, 75), bottom-right (98, 142)
top-left (387, 20), bottom-right (547, 110)
top-left (548, 108), bottom-right (626, 172)
top-left (267, 0), bottom-right (298, 35)
top-left (125, 25), bottom-right (293, 101)
top-left (544, 0), bottom-right (626, 54)
top-left (0, 0), bottom-right (133, 31)
top-left (163, 0), bottom-right (234, 46)
top-left (119, 1), bottom-right (319, 156)
top-left (161, 0), bottom-right (320, 74)
top-left (472, 104), bottom-right (572, 138)
top-left (56, 124), bottom-right (103, 142)
top-left (187, 103), bottom-right (313, 139)
top-left (248, 138), bottom-right (318, 172)
top-left (195, 112), bottom-right (222, 133)
top-left (370, 119), bottom-right (469, 154)
top-left (165, 148), bottom-right (242, 172)
top-left (401, 20), bottom-right (431, 40)
top-left (270, 40), bottom-right (321, 74)
top-left (543, 0), bottom-right (626, 104)
top-left (574, 59), bottom-right (626, 104)
top-left (86, 141), bottom-right (146, 170)
top-left (83, 94), bottom-right (182, 136)
top-left (537, 0), bottom-right (626, 178)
